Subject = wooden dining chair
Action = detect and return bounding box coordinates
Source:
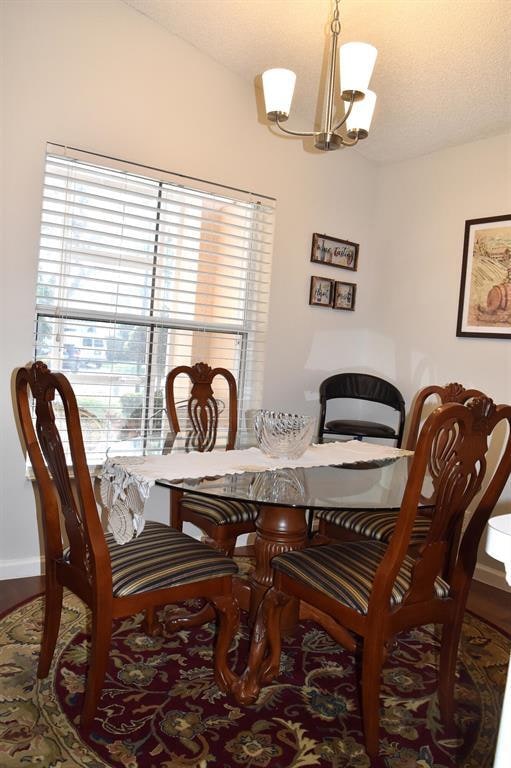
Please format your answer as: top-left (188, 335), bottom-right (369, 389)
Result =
top-left (166, 362), bottom-right (258, 556)
top-left (316, 383), bottom-right (486, 575)
top-left (15, 361), bottom-right (240, 730)
top-left (234, 395), bottom-right (511, 757)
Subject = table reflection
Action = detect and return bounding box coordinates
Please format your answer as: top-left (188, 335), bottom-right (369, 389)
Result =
top-left (156, 459), bottom-right (413, 512)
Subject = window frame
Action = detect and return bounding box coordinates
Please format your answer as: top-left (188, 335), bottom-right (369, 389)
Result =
top-left (33, 146), bottom-right (275, 463)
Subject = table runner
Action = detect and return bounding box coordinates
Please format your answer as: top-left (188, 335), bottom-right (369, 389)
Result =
top-left (100, 441), bottom-right (413, 544)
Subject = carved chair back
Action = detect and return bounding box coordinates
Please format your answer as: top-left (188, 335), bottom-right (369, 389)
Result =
top-left (15, 361), bottom-right (108, 591)
top-left (165, 362), bottom-right (238, 452)
top-left (405, 382), bottom-right (486, 451)
top-left (373, 397), bottom-right (511, 614)
top-left (404, 383), bottom-right (487, 517)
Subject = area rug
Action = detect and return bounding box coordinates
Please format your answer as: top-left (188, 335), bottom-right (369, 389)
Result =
top-left (0, 584), bottom-right (508, 768)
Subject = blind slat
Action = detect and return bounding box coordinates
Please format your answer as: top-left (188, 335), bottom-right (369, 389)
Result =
top-left (34, 149), bottom-right (274, 462)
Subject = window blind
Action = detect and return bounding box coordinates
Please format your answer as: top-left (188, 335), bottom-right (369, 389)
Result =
top-left (34, 146), bottom-right (275, 463)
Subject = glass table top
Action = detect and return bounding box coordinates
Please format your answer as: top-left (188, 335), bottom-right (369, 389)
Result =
top-left (155, 457), bottom-right (430, 511)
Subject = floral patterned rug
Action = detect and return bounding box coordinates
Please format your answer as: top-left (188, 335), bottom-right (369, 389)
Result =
top-left (0, 584), bottom-right (508, 768)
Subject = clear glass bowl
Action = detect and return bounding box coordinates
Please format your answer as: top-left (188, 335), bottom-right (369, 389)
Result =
top-left (254, 410), bottom-right (315, 459)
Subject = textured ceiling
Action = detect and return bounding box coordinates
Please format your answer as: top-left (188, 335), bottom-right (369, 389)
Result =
top-left (123, 0), bottom-right (511, 165)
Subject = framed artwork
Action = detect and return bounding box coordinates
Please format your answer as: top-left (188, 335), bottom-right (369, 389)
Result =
top-left (309, 275), bottom-right (334, 307)
top-left (311, 233), bottom-right (358, 271)
top-left (333, 280), bottom-right (356, 311)
top-left (456, 214), bottom-right (511, 339)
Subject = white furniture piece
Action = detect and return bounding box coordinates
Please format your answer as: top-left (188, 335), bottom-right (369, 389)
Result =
top-left (485, 514), bottom-right (511, 768)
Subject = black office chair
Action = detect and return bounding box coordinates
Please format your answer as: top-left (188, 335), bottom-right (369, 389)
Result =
top-left (317, 372), bottom-right (405, 447)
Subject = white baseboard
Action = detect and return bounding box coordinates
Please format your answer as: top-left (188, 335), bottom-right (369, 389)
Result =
top-left (474, 562), bottom-right (511, 593)
top-left (0, 556), bottom-right (44, 580)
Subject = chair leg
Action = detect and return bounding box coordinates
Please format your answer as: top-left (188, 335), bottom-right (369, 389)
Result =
top-left (80, 606), bottom-right (113, 730)
top-left (306, 509), bottom-right (315, 539)
top-left (170, 489), bottom-right (183, 531)
top-left (438, 616), bottom-right (463, 726)
top-left (143, 606), bottom-right (157, 635)
top-left (211, 594), bottom-right (240, 692)
top-left (204, 533), bottom-right (237, 557)
top-left (361, 635), bottom-right (385, 758)
top-left (317, 519), bottom-right (366, 543)
top-left (37, 565), bottom-right (63, 678)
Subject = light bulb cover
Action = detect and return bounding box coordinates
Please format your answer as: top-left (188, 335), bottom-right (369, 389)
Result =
top-left (262, 68), bottom-right (296, 121)
top-left (340, 42), bottom-right (377, 100)
top-left (346, 89), bottom-right (377, 139)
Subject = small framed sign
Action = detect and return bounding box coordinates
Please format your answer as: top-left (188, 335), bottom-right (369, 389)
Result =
top-left (311, 233), bottom-right (358, 271)
top-left (309, 275), bottom-right (334, 307)
top-left (333, 280), bottom-right (356, 311)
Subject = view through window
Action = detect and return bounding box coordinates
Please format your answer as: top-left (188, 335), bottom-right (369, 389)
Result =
top-left (34, 148), bottom-right (275, 463)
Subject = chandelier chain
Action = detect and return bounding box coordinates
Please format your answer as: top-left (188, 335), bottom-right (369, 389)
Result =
top-left (331, 0), bottom-right (341, 36)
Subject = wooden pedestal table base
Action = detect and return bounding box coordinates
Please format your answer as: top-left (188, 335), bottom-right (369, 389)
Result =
top-left (248, 505), bottom-right (308, 630)
top-left (233, 503), bottom-right (308, 617)
top-left (230, 505), bottom-right (308, 705)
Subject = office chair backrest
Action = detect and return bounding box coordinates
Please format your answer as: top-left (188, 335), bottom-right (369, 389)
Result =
top-left (320, 372), bottom-right (404, 410)
top-left (318, 372), bottom-right (406, 446)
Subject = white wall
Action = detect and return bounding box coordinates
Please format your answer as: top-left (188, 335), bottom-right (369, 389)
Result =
top-left (0, 0), bottom-right (376, 577)
top-left (373, 132), bottom-right (511, 587)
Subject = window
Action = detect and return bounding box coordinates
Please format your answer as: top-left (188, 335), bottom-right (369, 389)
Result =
top-left (34, 146), bottom-right (275, 463)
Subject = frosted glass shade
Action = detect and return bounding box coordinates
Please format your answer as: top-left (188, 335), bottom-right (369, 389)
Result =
top-left (262, 68), bottom-right (296, 119)
top-left (346, 90), bottom-right (377, 137)
top-left (340, 42), bottom-right (377, 97)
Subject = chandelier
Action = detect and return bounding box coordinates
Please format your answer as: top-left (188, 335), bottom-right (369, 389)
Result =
top-left (261, 0), bottom-right (377, 151)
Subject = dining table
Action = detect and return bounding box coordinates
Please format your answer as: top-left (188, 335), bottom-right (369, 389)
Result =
top-left (102, 436), bottom-right (418, 615)
top-left (160, 458), bottom-right (420, 618)
top-left (101, 435), bottom-right (419, 702)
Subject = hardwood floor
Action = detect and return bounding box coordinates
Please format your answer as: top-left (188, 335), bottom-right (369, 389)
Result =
top-left (0, 575), bottom-right (44, 616)
top-left (0, 573), bottom-right (509, 634)
top-left (466, 579), bottom-right (511, 634)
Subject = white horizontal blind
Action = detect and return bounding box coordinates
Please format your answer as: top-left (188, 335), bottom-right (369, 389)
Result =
top-left (34, 147), bottom-right (275, 463)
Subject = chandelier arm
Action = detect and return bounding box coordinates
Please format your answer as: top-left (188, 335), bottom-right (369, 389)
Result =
top-left (331, 96), bottom-right (355, 134)
top-left (337, 134), bottom-right (359, 147)
top-left (274, 117), bottom-right (317, 138)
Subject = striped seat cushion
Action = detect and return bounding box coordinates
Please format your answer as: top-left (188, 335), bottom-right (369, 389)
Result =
top-left (104, 520), bottom-right (238, 597)
top-left (180, 493), bottom-right (258, 526)
top-left (315, 508), bottom-right (431, 545)
top-left (272, 541), bottom-right (449, 614)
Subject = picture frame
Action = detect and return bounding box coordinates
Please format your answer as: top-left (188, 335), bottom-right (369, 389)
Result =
top-left (311, 233), bottom-right (359, 271)
top-left (309, 275), bottom-right (334, 307)
top-left (456, 214), bottom-right (511, 339)
top-left (333, 280), bottom-right (357, 311)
